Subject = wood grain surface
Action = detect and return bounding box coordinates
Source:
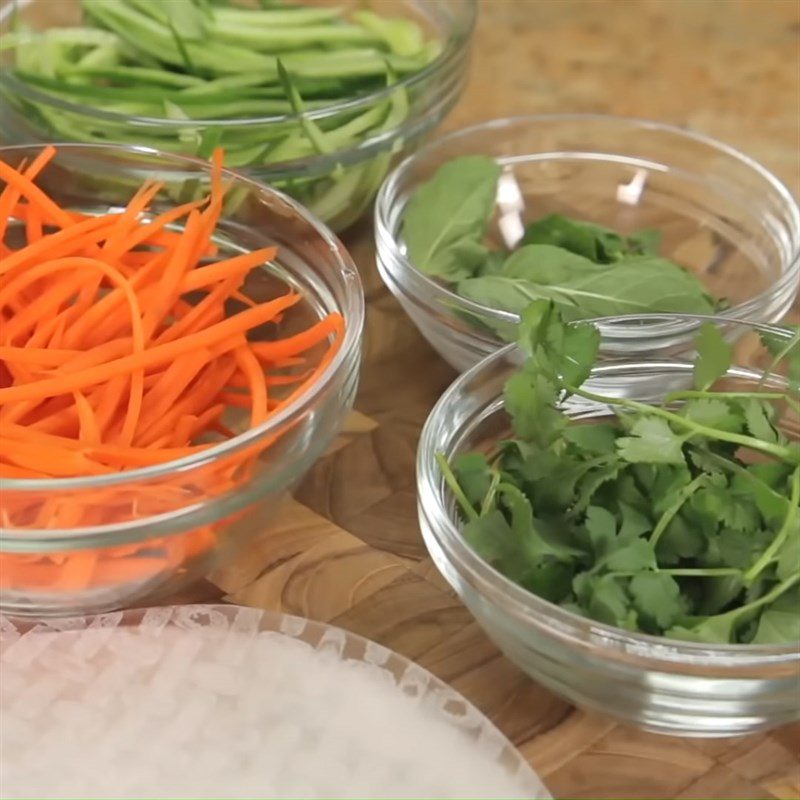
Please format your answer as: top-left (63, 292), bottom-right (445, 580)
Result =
top-left (195, 2), bottom-right (800, 797)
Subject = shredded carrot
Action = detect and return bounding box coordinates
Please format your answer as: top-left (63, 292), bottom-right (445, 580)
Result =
top-left (0, 146), bottom-right (346, 594)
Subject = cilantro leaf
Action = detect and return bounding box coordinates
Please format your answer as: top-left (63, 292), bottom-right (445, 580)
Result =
top-left (605, 538), bottom-right (658, 572)
top-left (516, 299), bottom-right (600, 388)
top-left (585, 505), bottom-right (617, 558)
top-left (743, 398), bottom-right (779, 444)
top-left (776, 534), bottom-right (800, 583)
top-left (693, 322), bottom-right (732, 391)
top-left (655, 513), bottom-right (706, 564)
top-left (452, 453), bottom-right (494, 510)
top-left (751, 588), bottom-right (800, 644)
top-left (503, 369), bottom-right (566, 448)
top-left (519, 559), bottom-right (575, 603)
top-left (585, 574), bottom-right (632, 627)
top-left (683, 398), bottom-right (744, 433)
top-left (761, 325), bottom-right (800, 389)
top-left (564, 423), bottom-right (618, 455)
top-left (629, 572), bottom-right (684, 631)
top-left (617, 417), bottom-right (686, 465)
top-left (618, 502), bottom-right (652, 539)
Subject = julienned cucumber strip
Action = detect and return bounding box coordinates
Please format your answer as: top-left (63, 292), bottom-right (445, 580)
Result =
top-left (1, 0), bottom-right (441, 227)
top-left (439, 301), bottom-right (800, 644)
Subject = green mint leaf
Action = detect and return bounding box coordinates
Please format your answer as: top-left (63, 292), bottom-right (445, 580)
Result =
top-left (457, 274), bottom-right (546, 316)
top-left (693, 322), bottom-right (732, 391)
top-left (520, 214), bottom-right (609, 261)
top-left (629, 572), bottom-right (683, 631)
top-left (501, 244), bottom-right (603, 284)
top-left (458, 256), bottom-right (715, 320)
top-left (617, 417), bottom-right (686, 465)
top-left (476, 249), bottom-right (508, 277)
top-left (626, 228), bottom-right (662, 256)
top-left (403, 155), bottom-right (501, 281)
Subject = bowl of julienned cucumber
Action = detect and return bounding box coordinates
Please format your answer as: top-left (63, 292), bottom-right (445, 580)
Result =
top-left (0, 0), bottom-right (476, 231)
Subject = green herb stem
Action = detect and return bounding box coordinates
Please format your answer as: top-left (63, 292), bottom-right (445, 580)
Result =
top-left (612, 568), bottom-right (743, 578)
top-left (435, 452), bottom-right (479, 523)
top-left (743, 466), bottom-right (800, 585)
top-left (564, 383), bottom-right (798, 464)
top-left (707, 572), bottom-right (800, 626)
top-left (649, 474), bottom-right (706, 547)
top-left (664, 390), bottom-right (787, 403)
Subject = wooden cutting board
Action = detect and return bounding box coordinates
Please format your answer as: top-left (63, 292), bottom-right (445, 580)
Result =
top-left (191, 2), bottom-right (800, 797)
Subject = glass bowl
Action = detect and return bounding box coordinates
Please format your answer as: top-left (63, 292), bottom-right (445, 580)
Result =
top-left (0, 0), bottom-right (476, 232)
top-left (376, 115), bottom-right (800, 371)
top-left (0, 143), bottom-right (364, 617)
top-left (1, 604), bottom-right (551, 798)
top-left (417, 315), bottom-right (800, 736)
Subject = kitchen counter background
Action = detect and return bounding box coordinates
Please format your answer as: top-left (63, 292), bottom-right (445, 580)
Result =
top-left (203, 2), bottom-right (800, 798)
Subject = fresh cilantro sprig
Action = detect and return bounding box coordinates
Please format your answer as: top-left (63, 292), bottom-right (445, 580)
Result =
top-left (438, 302), bottom-right (800, 644)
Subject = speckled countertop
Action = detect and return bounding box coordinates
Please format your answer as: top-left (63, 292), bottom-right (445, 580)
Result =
top-left (445, 0), bottom-right (800, 196)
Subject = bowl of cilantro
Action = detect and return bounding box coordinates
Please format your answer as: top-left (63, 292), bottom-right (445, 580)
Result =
top-left (417, 302), bottom-right (800, 736)
top-left (376, 115), bottom-right (800, 370)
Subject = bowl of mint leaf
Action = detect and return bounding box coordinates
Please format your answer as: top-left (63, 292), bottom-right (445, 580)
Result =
top-left (376, 115), bottom-right (800, 370)
top-left (417, 301), bottom-right (800, 736)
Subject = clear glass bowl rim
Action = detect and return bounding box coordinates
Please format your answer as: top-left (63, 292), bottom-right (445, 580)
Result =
top-left (376, 113), bottom-right (800, 338)
top-left (416, 313), bottom-right (800, 665)
top-left (0, 142), bottom-right (365, 490)
top-left (0, 0), bottom-right (477, 128)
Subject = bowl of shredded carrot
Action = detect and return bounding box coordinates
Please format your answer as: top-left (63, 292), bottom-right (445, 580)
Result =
top-left (0, 143), bottom-right (364, 617)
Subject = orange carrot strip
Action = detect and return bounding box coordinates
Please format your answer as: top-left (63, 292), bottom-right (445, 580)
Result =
top-left (234, 344), bottom-right (268, 426)
top-left (0, 293), bottom-right (300, 403)
top-left (0, 156), bottom-right (77, 230)
top-left (179, 246), bottom-right (278, 292)
top-left (73, 391), bottom-right (101, 445)
top-left (251, 313), bottom-right (343, 361)
top-left (0, 214), bottom-right (117, 277)
top-left (0, 146), bottom-right (56, 242)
